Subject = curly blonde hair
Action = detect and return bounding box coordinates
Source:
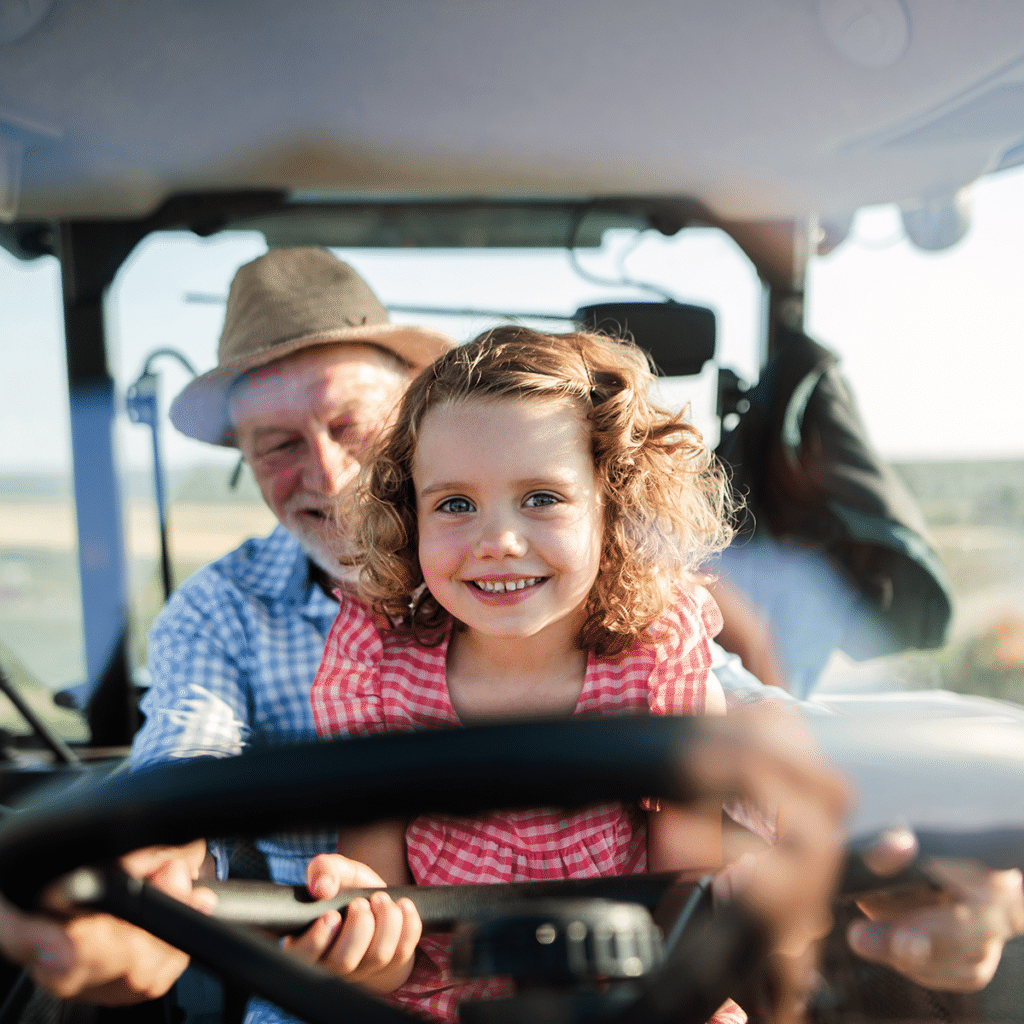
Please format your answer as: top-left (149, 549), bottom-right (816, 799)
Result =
top-left (350, 325), bottom-right (734, 656)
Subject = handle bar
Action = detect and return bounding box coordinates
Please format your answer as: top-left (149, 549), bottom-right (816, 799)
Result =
top-left (175, 828), bottom-right (1024, 937)
top-left (203, 872), bottom-right (683, 935)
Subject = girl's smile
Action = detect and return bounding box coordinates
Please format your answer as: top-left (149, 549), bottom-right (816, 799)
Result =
top-left (413, 395), bottom-right (604, 650)
top-left (467, 575), bottom-right (548, 598)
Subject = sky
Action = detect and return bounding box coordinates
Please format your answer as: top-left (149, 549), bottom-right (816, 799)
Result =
top-left (2, 162), bottom-right (1024, 480)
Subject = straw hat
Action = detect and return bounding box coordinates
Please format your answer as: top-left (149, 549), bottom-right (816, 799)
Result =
top-left (170, 247), bottom-right (456, 445)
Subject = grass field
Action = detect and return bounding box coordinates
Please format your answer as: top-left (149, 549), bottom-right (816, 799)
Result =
top-left (0, 466), bottom-right (275, 736)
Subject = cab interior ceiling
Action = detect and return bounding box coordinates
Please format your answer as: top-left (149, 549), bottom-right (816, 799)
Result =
top-left (3, 0), bottom-right (1024, 235)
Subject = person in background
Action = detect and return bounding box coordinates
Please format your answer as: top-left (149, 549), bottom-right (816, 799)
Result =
top-left (713, 327), bottom-right (953, 698)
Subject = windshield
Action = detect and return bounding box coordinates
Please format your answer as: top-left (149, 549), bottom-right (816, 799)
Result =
top-left (806, 165), bottom-right (1024, 703)
top-left (2, 165), bottom-right (1024, 732)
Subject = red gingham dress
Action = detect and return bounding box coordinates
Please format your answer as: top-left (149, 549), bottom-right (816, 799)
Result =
top-left (311, 587), bottom-right (744, 1024)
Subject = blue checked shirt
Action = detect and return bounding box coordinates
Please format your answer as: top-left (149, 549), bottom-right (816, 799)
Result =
top-left (131, 524), bottom-right (340, 884)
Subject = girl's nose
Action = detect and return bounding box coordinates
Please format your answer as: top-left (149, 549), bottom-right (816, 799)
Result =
top-left (474, 521), bottom-right (527, 559)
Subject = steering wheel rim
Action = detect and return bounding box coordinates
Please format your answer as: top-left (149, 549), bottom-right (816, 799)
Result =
top-left (0, 715), bottom-right (767, 1024)
top-left (0, 715), bottom-right (710, 909)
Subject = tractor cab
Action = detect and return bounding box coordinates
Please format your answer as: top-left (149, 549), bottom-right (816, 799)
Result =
top-left (2, 3), bottom-right (1024, 1023)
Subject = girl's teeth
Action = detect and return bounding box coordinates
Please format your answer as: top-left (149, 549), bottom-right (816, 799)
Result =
top-left (477, 578), bottom-right (539, 593)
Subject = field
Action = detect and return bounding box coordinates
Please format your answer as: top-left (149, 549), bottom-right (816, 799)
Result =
top-left (2, 460), bottom-right (1024, 738)
top-left (883, 460), bottom-right (1024, 703)
top-left (0, 467), bottom-right (275, 738)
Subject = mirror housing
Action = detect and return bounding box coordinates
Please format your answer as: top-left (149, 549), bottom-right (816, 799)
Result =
top-left (574, 302), bottom-right (716, 377)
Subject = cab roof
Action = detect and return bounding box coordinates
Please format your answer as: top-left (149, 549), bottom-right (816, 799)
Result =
top-left (2, 0), bottom-right (1024, 225)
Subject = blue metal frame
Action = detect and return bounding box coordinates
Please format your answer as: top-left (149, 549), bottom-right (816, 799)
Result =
top-left (57, 221), bottom-right (141, 745)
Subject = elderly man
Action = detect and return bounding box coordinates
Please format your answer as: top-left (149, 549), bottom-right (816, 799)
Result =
top-left (1, 249), bottom-right (1021, 1017)
top-left (129, 247), bottom-right (455, 885)
top-left (0, 248), bottom-right (454, 1007)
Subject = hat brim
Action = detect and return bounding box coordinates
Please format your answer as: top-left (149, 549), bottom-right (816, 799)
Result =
top-left (170, 323), bottom-right (455, 446)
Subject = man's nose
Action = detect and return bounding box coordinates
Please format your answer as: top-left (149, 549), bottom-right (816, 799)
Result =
top-left (302, 434), bottom-right (357, 496)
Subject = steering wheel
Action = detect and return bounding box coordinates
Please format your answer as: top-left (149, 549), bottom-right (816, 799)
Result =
top-left (0, 715), bottom-right (769, 1024)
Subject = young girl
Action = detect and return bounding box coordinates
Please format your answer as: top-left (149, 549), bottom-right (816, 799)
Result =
top-left (303, 325), bottom-right (740, 1022)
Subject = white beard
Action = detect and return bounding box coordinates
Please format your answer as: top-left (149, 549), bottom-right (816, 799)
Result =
top-left (283, 510), bottom-right (359, 589)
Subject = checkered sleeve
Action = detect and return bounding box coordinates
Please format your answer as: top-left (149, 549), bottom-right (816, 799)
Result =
top-left (132, 582), bottom-right (252, 768)
top-left (310, 592), bottom-right (386, 739)
top-left (647, 584), bottom-right (724, 717)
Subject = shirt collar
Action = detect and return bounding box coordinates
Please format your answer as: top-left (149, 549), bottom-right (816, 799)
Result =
top-left (242, 525), bottom-right (338, 618)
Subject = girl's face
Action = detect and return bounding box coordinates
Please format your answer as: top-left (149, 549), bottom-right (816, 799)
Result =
top-left (413, 395), bottom-right (605, 647)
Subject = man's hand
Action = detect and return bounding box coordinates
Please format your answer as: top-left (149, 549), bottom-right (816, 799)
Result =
top-left (849, 828), bottom-right (1024, 992)
top-left (700, 706), bottom-right (851, 1024)
top-left (0, 894), bottom-right (76, 979)
top-left (283, 853), bottom-right (422, 995)
top-left (6, 840), bottom-right (216, 1006)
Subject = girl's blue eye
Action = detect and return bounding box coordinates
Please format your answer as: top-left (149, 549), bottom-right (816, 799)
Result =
top-left (438, 496), bottom-right (474, 514)
top-left (524, 492), bottom-right (559, 508)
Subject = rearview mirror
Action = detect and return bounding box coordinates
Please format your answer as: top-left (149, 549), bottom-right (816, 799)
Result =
top-left (574, 302), bottom-right (716, 377)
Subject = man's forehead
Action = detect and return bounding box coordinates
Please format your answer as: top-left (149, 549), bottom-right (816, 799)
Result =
top-left (241, 342), bottom-right (409, 387)
top-left (229, 343), bottom-right (410, 425)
